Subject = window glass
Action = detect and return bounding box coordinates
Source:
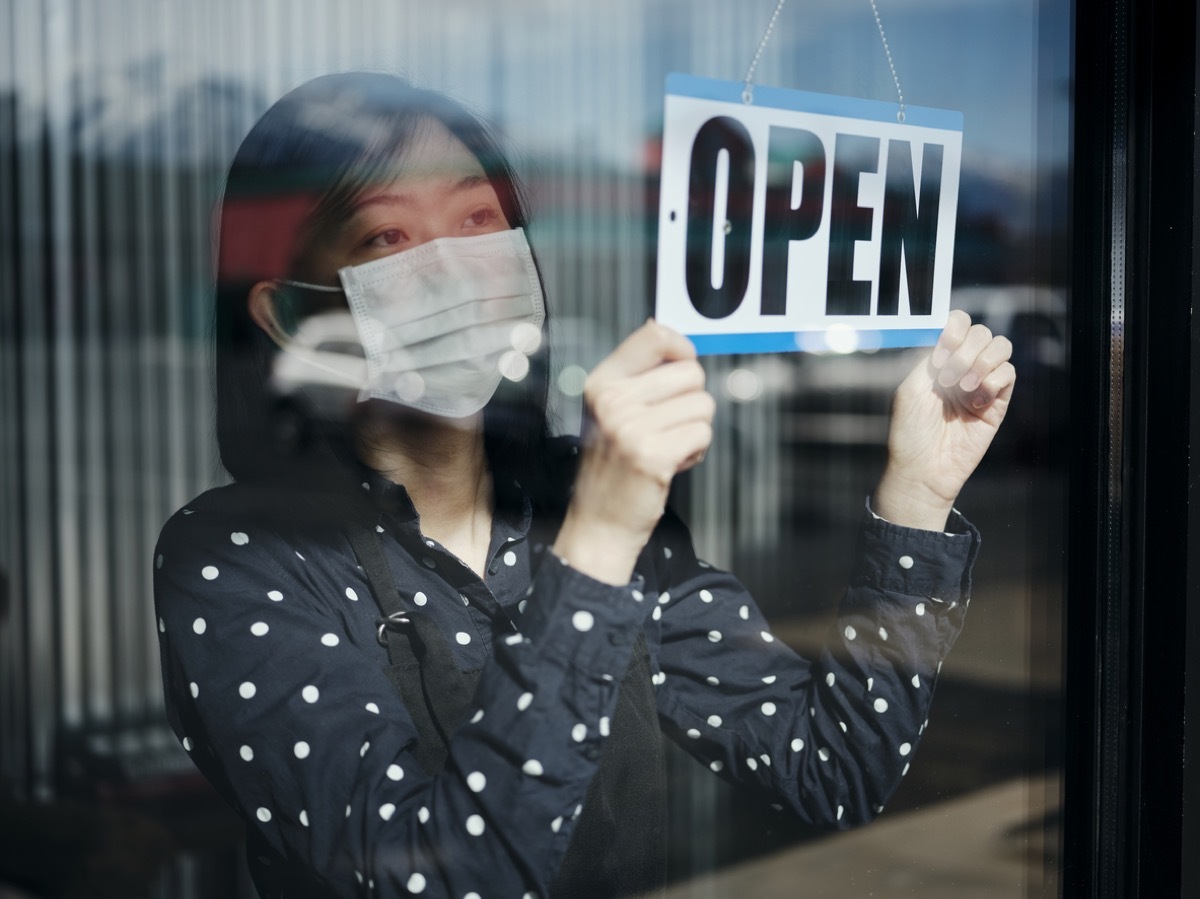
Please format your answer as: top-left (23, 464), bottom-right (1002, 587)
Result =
top-left (0, 1), bottom-right (1069, 895)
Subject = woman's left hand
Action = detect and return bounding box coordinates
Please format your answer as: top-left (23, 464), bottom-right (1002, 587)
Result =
top-left (873, 310), bottom-right (1016, 531)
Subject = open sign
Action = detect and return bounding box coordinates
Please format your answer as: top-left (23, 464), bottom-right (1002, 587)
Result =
top-left (655, 74), bottom-right (963, 355)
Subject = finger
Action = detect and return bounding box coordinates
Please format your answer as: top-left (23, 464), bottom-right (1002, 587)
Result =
top-left (968, 360), bottom-right (1016, 409)
top-left (936, 323), bottom-right (993, 388)
top-left (930, 309), bottom-right (972, 368)
top-left (648, 419), bottom-right (714, 474)
top-left (627, 389), bottom-right (715, 433)
top-left (591, 359), bottom-right (706, 412)
top-left (957, 335), bottom-right (1013, 393)
top-left (589, 320), bottom-right (696, 382)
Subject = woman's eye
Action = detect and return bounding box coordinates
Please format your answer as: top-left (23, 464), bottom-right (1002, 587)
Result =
top-left (365, 229), bottom-right (405, 248)
top-left (464, 208), bottom-right (499, 229)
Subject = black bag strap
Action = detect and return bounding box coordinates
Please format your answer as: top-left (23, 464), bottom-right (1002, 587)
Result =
top-left (345, 524), bottom-right (478, 768)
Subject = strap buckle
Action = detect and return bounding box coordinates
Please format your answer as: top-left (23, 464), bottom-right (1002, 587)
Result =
top-left (375, 611), bottom-right (411, 646)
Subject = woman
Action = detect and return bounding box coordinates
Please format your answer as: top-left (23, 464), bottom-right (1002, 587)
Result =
top-left (155, 72), bottom-right (1014, 899)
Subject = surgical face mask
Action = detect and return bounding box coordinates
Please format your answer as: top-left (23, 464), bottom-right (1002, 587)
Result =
top-left (280, 227), bottom-right (545, 418)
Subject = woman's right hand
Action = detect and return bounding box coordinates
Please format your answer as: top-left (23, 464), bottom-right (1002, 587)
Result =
top-left (552, 321), bottom-right (714, 585)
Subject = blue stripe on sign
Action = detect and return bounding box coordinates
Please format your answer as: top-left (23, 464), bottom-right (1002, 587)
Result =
top-left (666, 73), bottom-right (963, 132)
top-left (688, 329), bottom-right (943, 356)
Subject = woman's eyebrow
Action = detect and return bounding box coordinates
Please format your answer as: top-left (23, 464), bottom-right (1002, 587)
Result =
top-left (354, 174), bottom-right (491, 211)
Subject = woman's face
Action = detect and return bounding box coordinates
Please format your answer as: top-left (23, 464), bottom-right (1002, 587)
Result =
top-left (304, 118), bottom-right (512, 281)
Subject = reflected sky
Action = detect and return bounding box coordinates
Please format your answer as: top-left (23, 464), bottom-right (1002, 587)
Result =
top-left (1, 0), bottom-right (1068, 172)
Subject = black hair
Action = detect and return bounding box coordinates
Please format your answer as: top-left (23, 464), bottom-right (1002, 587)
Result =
top-left (212, 72), bottom-right (553, 502)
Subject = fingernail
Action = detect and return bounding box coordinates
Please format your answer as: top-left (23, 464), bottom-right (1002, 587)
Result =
top-left (972, 392), bottom-right (989, 408)
top-left (959, 371), bottom-right (981, 392)
top-left (937, 368), bottom-right (958, 388)
top-left (931, 348), bottom-right (949, 367)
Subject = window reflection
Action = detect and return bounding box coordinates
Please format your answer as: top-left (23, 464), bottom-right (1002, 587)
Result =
top-left (0, 1), bottom-right (1069, 896)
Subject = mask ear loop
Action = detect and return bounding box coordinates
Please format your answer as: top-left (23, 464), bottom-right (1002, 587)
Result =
top-left (267, 280), bottom-right (366, 389)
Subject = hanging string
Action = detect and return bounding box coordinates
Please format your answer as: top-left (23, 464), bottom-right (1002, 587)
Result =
top-left (742, 0), bottom-right (788, 105)
top-left (869, 0), bottom-right (906, 122)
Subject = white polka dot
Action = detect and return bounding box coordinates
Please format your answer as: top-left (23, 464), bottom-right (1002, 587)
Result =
top-left (522, 759), bottom-right (544, 776)
top-left (230, 532), bottom-right (249, 545)
top-left (321, 633), bottom-right (339, 647)
top-left (418, 807), bottom-right (430, 824)
top-left (687, 728), bottom-right (701, 739)
top-left (710, 760), bottom-right (723, 772)
top-left (902, 762), bottom-right (910, 776)
top-left (387, 764), bottom-right (404, 781)
top-left (459, 593), bottom-right (470, 606)
top-left (239, 682), bottom-right (256, 699)
top-left (707, 715), bottom-right (722, 728)
top-left (256, 807), bottom-right (271, 822)
top-left (699, 589), bottom-right (713, 603)
top-left (155, 554), bottom-right (163, 569)
top-left (345, 587), bottom-right (358, 601)
top-left (874, 697), bottom-right (889, 713)
top-left (826, 672), bottom-right (835, 686)
top-left (517, 692), bottom-right (533, 711)
top-left (239, 745), bottom-right (254, 761)
top-left (572, 610), bottom-right (594, 632)
top-left (422, 557), bottom-right (436, 569)
top-left (366, 702), bottom-right (380, 714)
top-left (202, 566), bottom-right (219, 580)
top-left (295, 551), bottom-right (305, 561)
top-left (471, 709), bottom-right (485, 724)
top-left (250, 622), bottom-right (269, 637)
top-left (837, 805), bottom-right (844, 820)
top-left (302, 685), bottom-right (319, 703)
top-left (652, 606), bottom-right (662, 621)
top-left (192, 618), bottom-right (207, 635)
top-left (899, 742), bottom-right (912, 756)
top-left (707, 630), bottom-right (722, 643)
top-left (791, 738), bottom-right (804, 752)
top-left (706, 676), bottom-right (720, 686)
top-left (379, 803), bottom-right (396, 821)
top-left (937, 660), bottom-right (943, 673)
top-left (345, 805), bottom-right (352, 818)
top-left (466, 815), bottom-right (485, 836)
top-left (844, 625), bottom-right (857, 640)
top-left (878, 627), bottom-right (889, 641)
top-left (915, 602), bottom-right (926, 616)
top-left (658, 592), bottom-right (671, 605)
top-left (158, 617), bottom-right (165, 633)
top-left (551, 816), bottom-right (563, 833)
top-left (911, 675), bottom-right (921, 688)
top-left (631, 589), bottom-right (644, 602)
top-left (663, 546), bottom-right (673, 559)
top-left (746, 757), bottom-right (758, 771)
top-left (503, 550), bottom-right (517, 566)
top-left (455, 631), bottom-right (471, 645)
top-left (294, 741), bottom-right (310, 759)
top-left (739, 605), bottom-right (750, 620)
top-left (182, 737), bottom-right (192, 751)
top-left (414, 591), bottom-right (428, 606)
top-left (467, 771), bottom-right (487, 792)
top-left (375, 525), bottom-right (384, 533)
top-left (599, 716), bottom-right (611, 737)
top-left (762, 675), bottom-right (777, 684)
top-left (268, 590), bottom-right (283, 601)
top-left (464, 893), bottom-right (481, 899)
top-left (899, 555), bottom-right (914, 569)
top-left (760, 631), bottom-right (774, 643)
top-left (299, 810), bottom-right (309, 827)
top-left (874, 804), bottom-right (885, 815)
top-left (571, 723), bottom-right (587, 742)
top-left (505, 633), bottom-right (524, 646)
top-left (359, 741), bottom-right (370, 757)
top-left (189, 682), bottom-right (199, 698)
top-left (761, 702), bottom-right (777, 717)
top-left (518, 599), bottom-right (528, 613)
top-left (867, 677), bottom-right (874, 691)
top-left (652, 672), bottom-right (666, 686)
top-left (818, 747), bottom-right (831, 761)
top-left (839, 721), bottom-right (848, 733)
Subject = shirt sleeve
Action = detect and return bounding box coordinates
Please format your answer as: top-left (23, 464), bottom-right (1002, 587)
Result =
top-left (649, 504), bottom-right (979, 828)
top-left (154, 504), bottom-right (649, 899)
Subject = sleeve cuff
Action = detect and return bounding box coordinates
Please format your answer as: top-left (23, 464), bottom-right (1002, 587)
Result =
top-left (854, 499), bottom-right (980, 603)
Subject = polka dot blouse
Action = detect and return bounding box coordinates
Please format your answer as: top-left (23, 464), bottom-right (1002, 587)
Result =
top-left (154, 467), bottom-right (979, 898)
